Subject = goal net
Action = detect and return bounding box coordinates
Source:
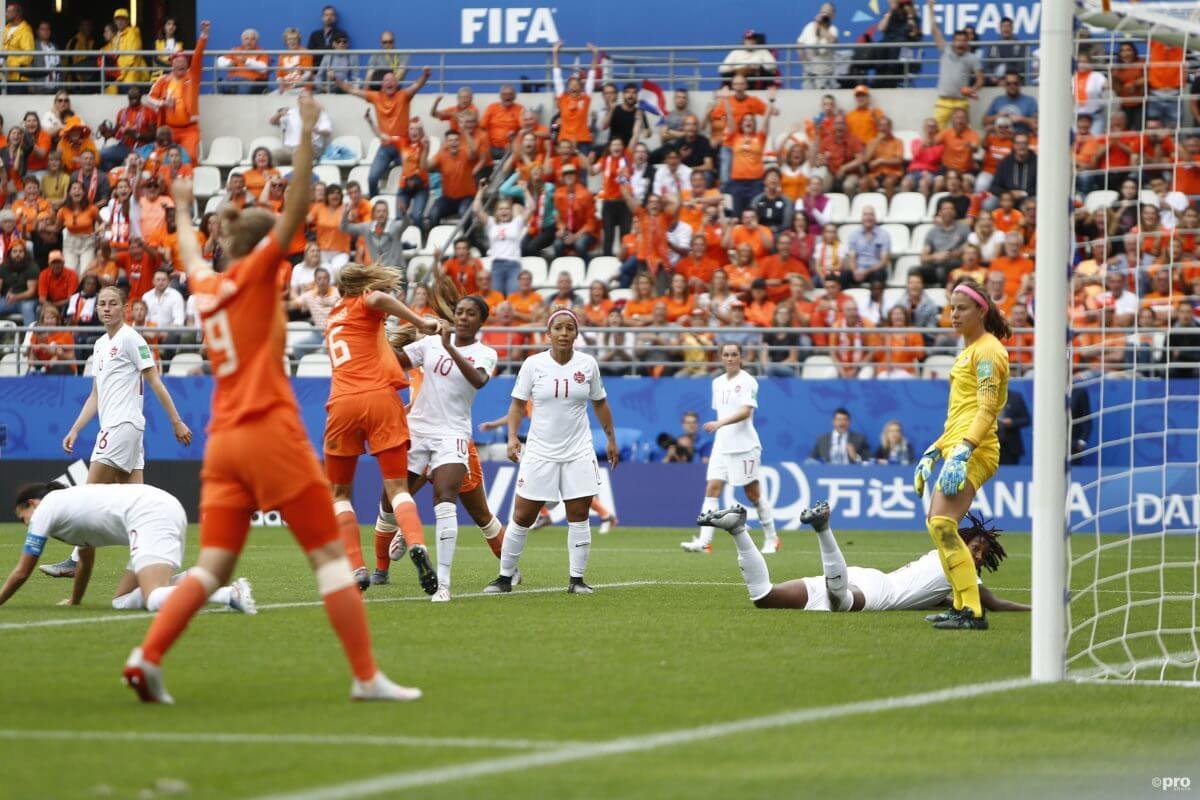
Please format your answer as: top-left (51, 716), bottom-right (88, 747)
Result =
top-left (1057, 0), bottom-right (1200, 685)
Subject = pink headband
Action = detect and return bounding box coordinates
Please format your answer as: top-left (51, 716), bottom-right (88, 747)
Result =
top-left (953, 284), bottom-right (988, 309)
top-left (546, 308), bottom-right (579, 330)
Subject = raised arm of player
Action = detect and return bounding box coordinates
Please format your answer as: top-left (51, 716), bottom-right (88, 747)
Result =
top-left (505, 397), bottom-right (527, 462)
top-left (62, 381), bottom-right (98, 454)
top-left (591, 397), bottom-right (620, 470)
top-left (143, 365), bottom-right (192, 445)
top-left (980, 585), bottom-right (1030, 612)
top-left (440, 324), bottom-right (489, 389)
top-left (364, 291), bottom-right (442, 335)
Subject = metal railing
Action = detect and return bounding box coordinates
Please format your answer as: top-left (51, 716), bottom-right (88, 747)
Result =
top-left (4, 323), bottom-right (1199, 378)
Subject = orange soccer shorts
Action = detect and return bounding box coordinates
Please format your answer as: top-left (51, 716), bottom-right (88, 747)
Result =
top-left (460, 442), bottom-right (484, 493)
top-left (324, 389), bottom-right (411, 483)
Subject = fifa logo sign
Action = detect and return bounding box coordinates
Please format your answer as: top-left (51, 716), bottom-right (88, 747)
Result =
top-left (460, 8), bottom-right (559, 45)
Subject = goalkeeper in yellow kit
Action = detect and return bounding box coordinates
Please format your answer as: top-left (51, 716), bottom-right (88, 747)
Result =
top-left (914, 278), bottom-right (1012, 630)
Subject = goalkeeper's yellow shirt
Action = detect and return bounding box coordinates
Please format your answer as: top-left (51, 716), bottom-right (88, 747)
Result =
top-left (934, 332), bottom-right (1010, 455)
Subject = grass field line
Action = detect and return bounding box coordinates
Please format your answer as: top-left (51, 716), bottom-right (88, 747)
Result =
top-left (0, 580), bottom-right (741, 632)
top-left (252, 676), bottom-right (1038, 800)
top-left (0, 729), bottom-right (575, 751)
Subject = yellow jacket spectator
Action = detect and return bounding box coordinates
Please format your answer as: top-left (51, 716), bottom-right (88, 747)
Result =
top-left (111, 9), bottom-right (147, 92)
top-left (3, 4), bottom-right (35, 83)
top-left (153, 17), bottom-right (182, 77)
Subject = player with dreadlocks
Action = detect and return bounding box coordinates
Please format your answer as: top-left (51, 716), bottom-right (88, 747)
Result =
top-left (700, 501), bottom-right (1029, 613)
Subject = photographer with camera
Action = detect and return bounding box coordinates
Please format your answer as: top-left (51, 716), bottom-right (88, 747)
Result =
top-left (876, 0), bottom-right (922, 89)
top-left (797, 3), bottom-right (840, 90)
top-left (659, 432), bottom-right (696, 463)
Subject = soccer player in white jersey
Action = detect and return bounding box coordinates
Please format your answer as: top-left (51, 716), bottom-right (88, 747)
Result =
top-left (700, 501), bottom-right (1029, 614)
top-left (483, 309), bottom-right (619, 595)
top-left (1, 482), bottom-right (255, 618)
top-left (682, 343), bottom-right (780, 555)
top-left (46, 286), bottom-right (192, 579)
top-left (393, 296), bottom-right (497, 602)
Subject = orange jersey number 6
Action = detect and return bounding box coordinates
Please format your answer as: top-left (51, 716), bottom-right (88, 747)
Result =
top-left (327, 325), bottom-right (351, 367)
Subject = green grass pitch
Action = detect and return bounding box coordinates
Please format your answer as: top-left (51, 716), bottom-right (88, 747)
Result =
top-left (1, 523), bottom-right (1197, 800)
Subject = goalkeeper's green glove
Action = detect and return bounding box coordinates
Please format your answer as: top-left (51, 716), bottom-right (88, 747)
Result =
top-left (936, 442), bottom-right (975, 497)
top-left (913, 444), bottom-right (941, 496)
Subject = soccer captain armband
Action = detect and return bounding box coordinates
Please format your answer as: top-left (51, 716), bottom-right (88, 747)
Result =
top-left (22, 533), bottom-right (47, 557)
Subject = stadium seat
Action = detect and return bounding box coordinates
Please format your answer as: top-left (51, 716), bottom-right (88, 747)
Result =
top-left (240, 136), bottom-right (283, 166)
top-left (520, 256), bottom-right (549, 287)
top-left (202, 196), bottom-right (223, 216)
top-left (295, 353), bottom-right (332, 376)
top-left (549, 256), bottom-right (586, 288)
top-left (285, 322), bottom-right (315, 356)
top-left (202, 136), bottom-right (242, 168)
top-left (192, 166), bottom-right (222, 199)
top-left (0, 352), bottom-right (24, 376)
top-left (313, 164), bottom-right (342, 187)
top-left (347, 166), bottom-right (371, 191)
top-left (801, 355), bottom-right (838, 379)
top-left (849, 192), bottom-right (887, 223)
top-left (909, 223), bottom-right (933, 255)
top-left (924, 192), bottom-right (948, 221)
top-left (322, 135), bottom-right (363, 167)
top-left (400, 224), bottom-right (422, 251)
top-left (925, 288), bottom-right (949, 307)
top-left (369, 194), bottom-right (397, 219)
top-left (838, 224), bottom-right (861, 242)
top-left (427, 135), bottom-right (441, 159)
top-left (584, 256), bottom-right (621, 286)
top-left (1138, 189), bottom-right (1158, 206)
top-left (890, 255), bottom-right (922, 286)
top-left (881, 223), bottom-right (910, 256)
top-left (882, 287), bottom-right (906, 310)
top-left (922, 354), bottom-right (956, 379)
top-left (610, 288), bottom-right (633, 303)
top-left (383, 166), bottom-right (403, 195)
top-left (406, 255), bottom-right (435, 286)
top-left (844, 287), bottom-right (870, 312)
top-left (362, 137), bottom-right (381, 166)
top-left (423, 225), bottom-right (457, 256)
top-left (895, 130), bottom-right (918, 161)
top-left (885, 192), bottom-right (926, 224)
top-left (825, 193), bottom-right (851, 224)
top-left (1084, 189), bottom-right (1118, 212)
top-left (166, 352), bottom-right (203, 376)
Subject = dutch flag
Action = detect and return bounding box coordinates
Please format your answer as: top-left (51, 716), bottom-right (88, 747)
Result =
top-left (637, 80), bottom-right (667, 125)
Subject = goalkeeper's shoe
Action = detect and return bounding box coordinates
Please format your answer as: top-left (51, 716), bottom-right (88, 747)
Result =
top-left (932, 607), bottom-right (989, 630)
top-left (680, 538), bottom-right (712, 553)
top-left (122, 647), bottom-right (174, 705)
top-left (567, 577), bottom-right (594, 594)
top-left (39, 557), bottom-right (77, 578)
top-left (351, 671), bottom-right (422, 702)
top-left (799, 501), bottom-right (831, 530)
top-left (698, 504), bottom-right (747, 532)
top-left (482, 575), bottom-right (513, 594)
top-left (409, 545), bottom-right (438, 595)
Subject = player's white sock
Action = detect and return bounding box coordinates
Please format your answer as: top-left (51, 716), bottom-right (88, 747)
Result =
top-left (479, 516), bottom-right (502, 539)
top-left (697, 497), bottom-right (719, 545)
top-left (730, 524), bottom-right (772, 601)
top-left (756, 500), bottom-right (778, 542)
top-left (146, 586), bottom-right (173, 612)
top-left (376, 503), bottom-right (398, 533)
top-left (70, 546), bottom-right (81, 562)
top-left (499, 520), bottom-right (530, 578)
top-left (812, 520), bottom-right (852, 611)
top-left (111, 588), bottom-right (145, 610)
top-left (567, 520), bottom-right (591, 578)
top-left (208, 586), bottom-right (233, 606)
top-left (434, 502), bottom-right (458, 588)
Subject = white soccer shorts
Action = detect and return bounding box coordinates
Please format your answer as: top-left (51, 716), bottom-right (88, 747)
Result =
top-left (802, 567), bottom-right (892, 612)
top-left (515, 454), bottom-right (602, 503)
top-left (705, 447), bottom-right (762, 487)
top-left (126, 498), bottom-right (187, 573)
top-left (90, 422), bottom-right (145, 474)
top-left (407, 435), bottom-right (470, 477)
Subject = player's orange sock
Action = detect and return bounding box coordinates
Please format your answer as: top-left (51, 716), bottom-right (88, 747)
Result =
top-left (316, 557), bottom-right (377, 681)
top-left (333, 501), bottom-right (364, 571)
top-left (590, 498), bottom-right (612, 519)
top-left (374, 503), bottom-right (398, 570)
top-left (392, 492), bottom-right (425, 547)
top-left (141, 569), bottom-right (216, 665)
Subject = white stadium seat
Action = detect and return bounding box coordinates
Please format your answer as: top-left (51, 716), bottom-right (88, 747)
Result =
top-left (924, 192), bottom-right (948, 222)
top-left (584, 256), bottom-right (621, 286)
top-left (362, 137), bottom-right (381, 166)
top-left (406, 255), bottom-right (436, 286)
top-left (166, 352), bottom-right (204, 376)
top-left (838, 224), bottom-right (861, 242)
top-left (423, 225), bottom-right (457, 256)
top-left (322, 135), bottom-right (364, 167)
top-left (240, 136), bottom-right (283, 165)
top-left (426, 135), bottom-right (441, 159)
top-left (295, 353), bottom-right (332, 377)
top-left (801, 355), bottom-right (838, 379)
top-left (609, 288), bottom-right (633, 303)
top-left (885, 192), bottom-right (926, 224)
top-left (909, 223), bottom-right (934, 255)
top-left (890, 255), bottom-right (922, 286)
top-left (313, 164), bottom-right (343, 187)
top-left (347, 166), bottom-right (371, 192)
top-left (894, 130), bottom-right (919, 161)
top-left (824, 193), bottom-right (851, 224)
top-left (383, 166), bottom-right (403, 194)
top-left (400, 224), bottom-right (423, 251)
top-left (882, 287), bottom-right (906, 310)
top-left (925, 288), bottom-right (949, 308)
top-left (922, 354), bottom-right (956, 379)
top-left (202, 136), bottom-right (242, 168)
top-left (881, 223), bottom-right (910, 256)
top-left (520, 256), bottom-right (549, 287)
top-left (849, 192), bottom-right (887, 223)
top-left (549, 256), bottom-right (586, 288)
top-left (1084, 190), bottom-right (1118, 213)
top-left (0, 352), bottom-right (25, 376)
top-left (192, 166), bottom-right (222, 199)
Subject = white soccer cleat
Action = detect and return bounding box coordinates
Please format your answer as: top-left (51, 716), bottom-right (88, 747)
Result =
top-left (228, 577), bottom-right (258, 615)
top-left (351, 671), bottom-right (422, 702)
top-left (598, 515), bottom-right (617, 535)
top-left (680, 538), bottom-right (712, 553)
top-left (698, 504), bottom-right (747, 532)
top-left (431, 585), bottom-right (451, 603)
top-left (388, 531), bottom-right (408, 561)
top-left (122, 647), bottom-right (174, 705)
top-left (761, 538), bottom-right (781, 555)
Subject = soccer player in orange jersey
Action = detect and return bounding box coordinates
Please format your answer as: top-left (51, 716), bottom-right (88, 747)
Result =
top-left (123, 93), bottom-right (421, 704)
top-left (323, 262), bottom-right (440, 593)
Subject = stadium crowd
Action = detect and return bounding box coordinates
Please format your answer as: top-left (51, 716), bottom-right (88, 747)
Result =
top-left (1, 2), bottom-right (1199, 381)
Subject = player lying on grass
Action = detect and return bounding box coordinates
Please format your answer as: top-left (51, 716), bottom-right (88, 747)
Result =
top-left (699, 501), bottom-right (1029, 615)
top-left (1, 482), bottom-right (255, 614)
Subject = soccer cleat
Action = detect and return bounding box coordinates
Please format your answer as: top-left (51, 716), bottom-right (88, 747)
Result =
top-left (680, 538), bottom-right (712, 553)
top-left (354, 567), bottom-right (371, 593)
top-left (409, 546), bottom-right (438, 595)
top-left (388, 531), bottom-right (408, 561)
top-left (598, 514), bottom-right (617, 535)
top-left (38, 557), bottom-right (77, 578)
top-left (567, 577), bottom-right (594, 594)
top-left (698, 504), bottom-right (747, 532)
top-left (513, 568), bottom-right (523, 586)
top-left (228, 578), bottom-right (258, 615)
top-left (370, 569), bottom-right (390, 586)
top-left (481, 575), bottom-right (513, 594)
top-left (122, 647), bottom-right (174, 705)
top-left (761, 537), bottom-right (781, 555)
top-left (431, 585), bottom-right (451, 603)
top-left (799, 501), bottom-right (831, 529)
top-left (924, 608), bottom-right (956, 623)
top-left (351, 671), bottom-right (422, 702)
top-left (932, 607), bottom-right (989, 630)
top-left (531, 511), bottom-right (552, 530)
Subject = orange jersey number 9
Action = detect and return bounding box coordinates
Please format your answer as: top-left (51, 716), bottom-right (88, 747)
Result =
top-left (203, 310), bottom-right (239, 377)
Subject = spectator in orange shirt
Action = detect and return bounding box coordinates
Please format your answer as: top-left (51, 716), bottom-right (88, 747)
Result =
top-left (474, 267), bottom-right (505, 314)
top-left (676, 234), bottom-right (719, 293)
top-left (217, 28), bottom-right (268, 94)
top-left (1140, 118), bottom-right (1177, 183)
top-left (1174, 134), bottom-right (1200, 200)
top-left (506, 269), bottom-right (545, 323)
top-left (582, 281), bottom-right (614, 326)
top-left (845, 86), bottom-right (885, 144)
top-left (662, 273), bottom-right (695, 322)
top-left (862, 115), bottom-right (905, 196)
top-left (831, 298), bottom-right (876, 377)
top-left (552, 41), bottom-right (601, 156)
top-left (27, 303), bottom-right (76, 374)
top-left (1110, 41), bottom-right (1146, 130)
top-left (430, 87), bottom-right (476, 133)
top-left (990, 230), bottom-right (1033, 296)
top-left (276, 27), bottom-right (313, 93)
top-left (1073, 113), bottom-right (1105, 195)
top-left (622, 272), bottom-right (658, 326)
top-left (991, 191), bottom-right (1023, 234)
top-left (725, 85), bottom-right (775, 216)
top-left (116, 238), bottom-right (158, 300)
top-left (57, 181), bottom-right (99, 272)
top-left (145, 22), bottom-right (208, 162)
top-left (618, 183), bottom-right (672, 291)
top-left (437, 239), bottom-right (482, 297)
top-left (593, 123), bottom-right (635, 257)
top-left (876, 304), bottom-right (925, 378)
top-left (819, 115), bottom-right (867, 196)
top-left (1100, 110), bottom-right (1140, 189)
top-left (724, 243), bottom-right (760, 294)
top-left (975, 115), bottom-right (1015, 193)
top-left (481, 84), bottom-right (524, 161)
top-left (13, 177), bottom-right (51, 237)
top-left (546, 137), bottom-right (587, 185)
top-left (552, 163), bottom-right (597, 258)
top-left (373, 116), bottom-right (430, 225)
top-left (243, 146), bottom-right (280, 198)
top-left (759, 229), bottom-right (811, 301)
top-left (743, 278), bottom-right (776, 327)
top-left (342, 66), bottom-right (432, 196)
top-left (37, 249), bottom-right (78, 313)
top-left (724, 208), bottom-right (774, 261)
top-left (936, 107), bottom-right (980, 179)
top-left (136, 176), bottom-right (174, 247)
top-left (307, 183), bottom-right (351, 270)
top-left (424, 129), bottom-right (479, 229)
top-left (1147, 40), bottom-right (1185, 127)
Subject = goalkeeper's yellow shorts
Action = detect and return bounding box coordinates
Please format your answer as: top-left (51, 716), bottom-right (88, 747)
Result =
top-left (966, 439), bottom-right (1000, 492)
